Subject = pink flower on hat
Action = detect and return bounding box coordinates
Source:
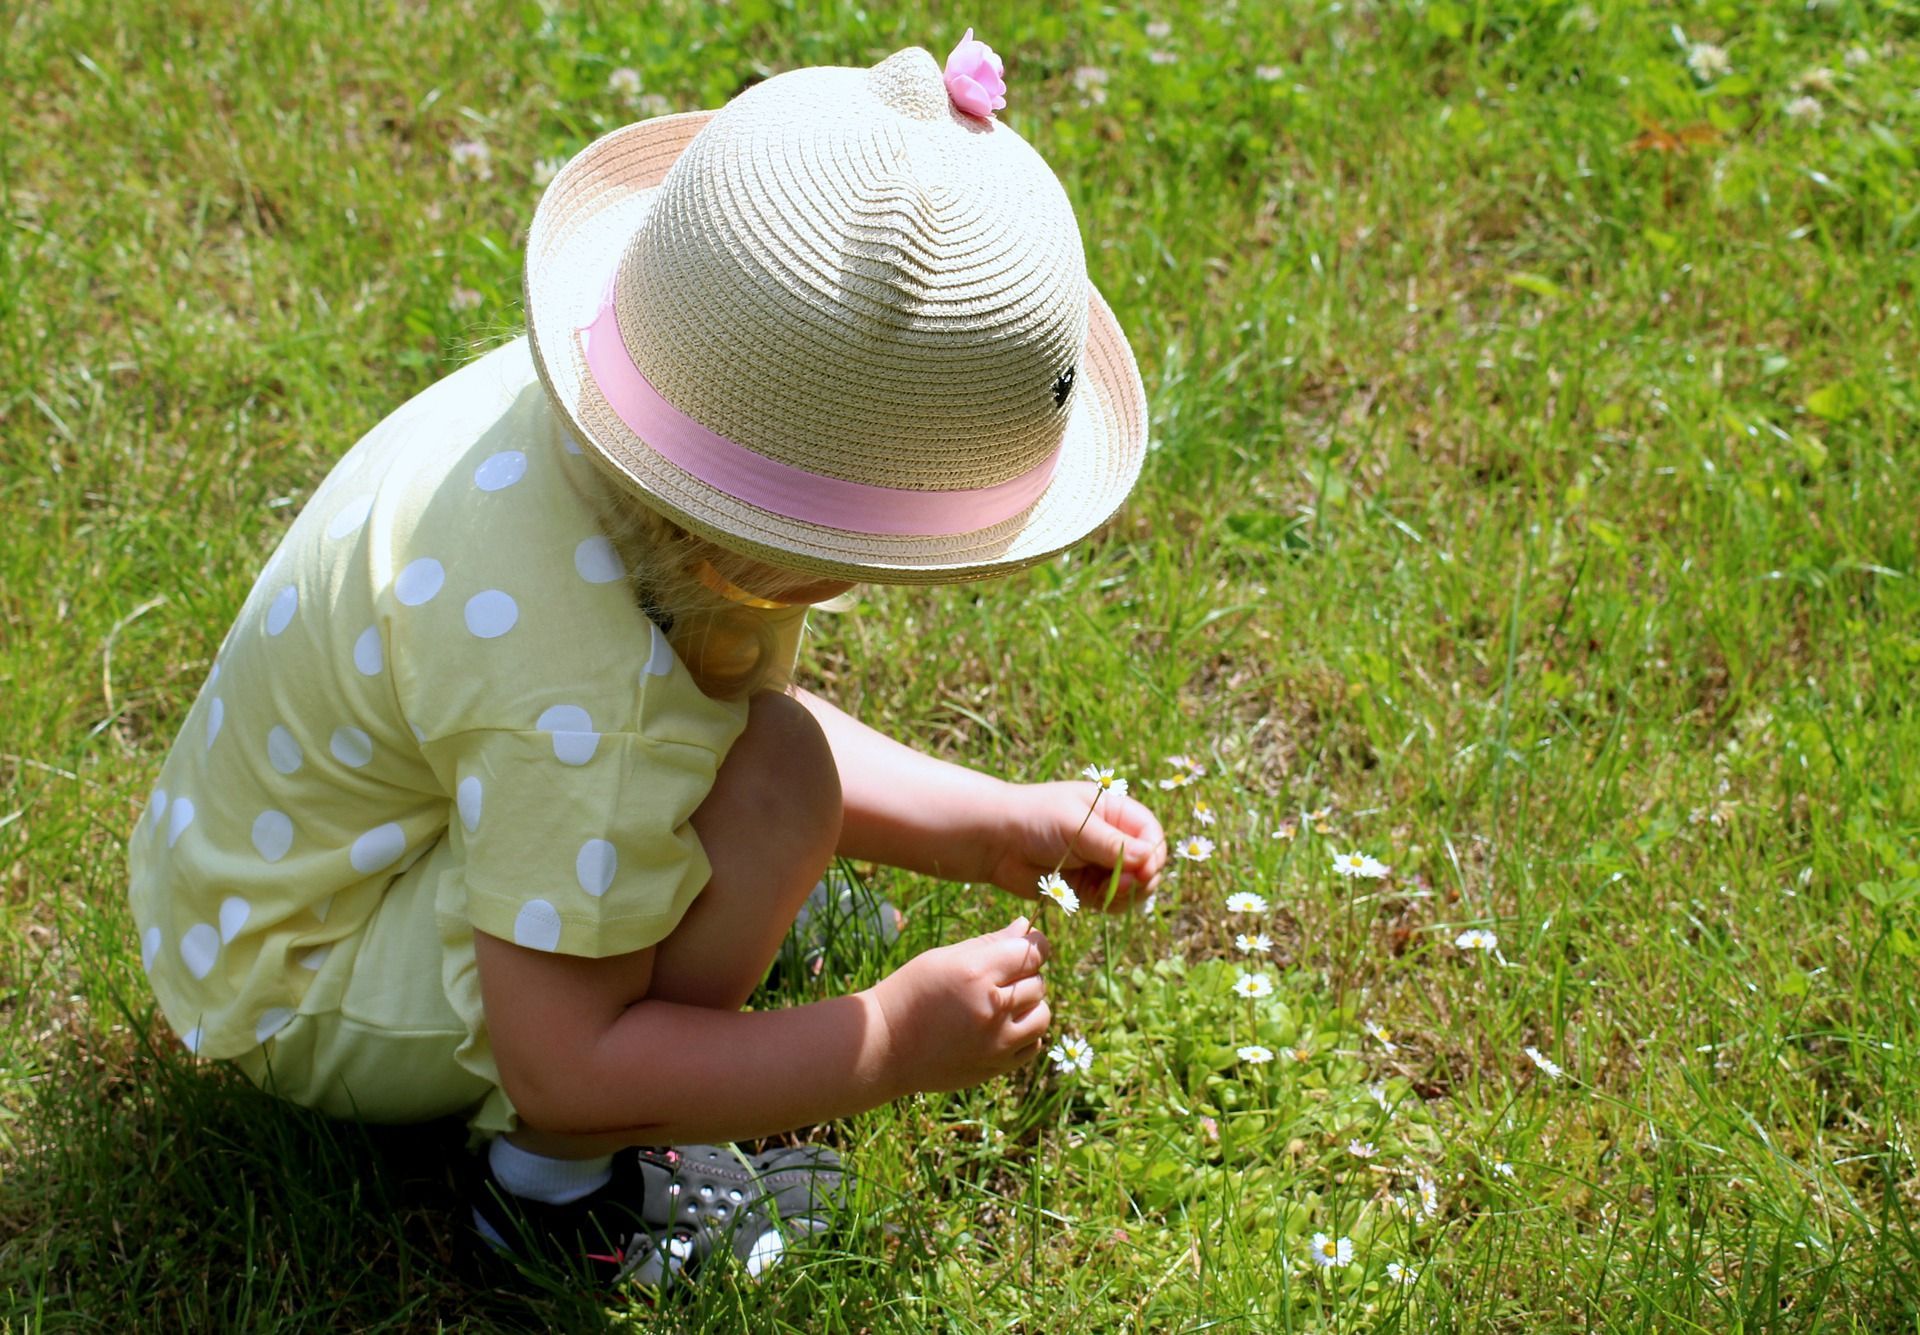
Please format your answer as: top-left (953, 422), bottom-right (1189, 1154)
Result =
top-left (944, 27), bottom-right (1007, 119)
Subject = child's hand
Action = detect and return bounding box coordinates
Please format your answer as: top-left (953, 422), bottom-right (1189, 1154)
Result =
top-left (987, 781), bottom-right (1168, 913)
top-left (869, 917), bottom-right (1052, 1094)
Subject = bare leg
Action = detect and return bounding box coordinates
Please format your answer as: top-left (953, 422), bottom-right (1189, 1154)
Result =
top-left (508, 689), bottom-right (841, 1158)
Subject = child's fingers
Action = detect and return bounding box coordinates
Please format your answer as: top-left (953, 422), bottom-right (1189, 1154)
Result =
top-left (1005, 998), bottom-right (1052, 1049)
top-left (996, 974), bottom-right (1047, 1019)
top-left (989, 925), bottom-right (1051, 980)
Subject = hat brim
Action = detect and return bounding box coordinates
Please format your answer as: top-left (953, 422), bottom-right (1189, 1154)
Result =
top-left (525, 112), bottom-right (1148, 586)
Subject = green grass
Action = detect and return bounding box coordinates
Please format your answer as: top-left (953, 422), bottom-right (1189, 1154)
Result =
top-left (5, 0), bottom-right (1919, 1328)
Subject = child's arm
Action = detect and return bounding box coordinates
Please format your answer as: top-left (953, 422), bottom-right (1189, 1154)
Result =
top-left (476, 917), bottom-right (1051, 1145)
top-left (791, 686), bottom-right (1168, 907)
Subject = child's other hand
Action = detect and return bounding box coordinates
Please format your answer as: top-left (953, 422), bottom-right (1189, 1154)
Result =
top-left (869, 917), bottom-right (1052, 1094)
top-left (988, 781), bottom-right (1168, 913)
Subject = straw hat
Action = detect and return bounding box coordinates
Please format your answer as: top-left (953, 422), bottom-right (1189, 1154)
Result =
top-left (524, 42), bottom-right (1148, 585)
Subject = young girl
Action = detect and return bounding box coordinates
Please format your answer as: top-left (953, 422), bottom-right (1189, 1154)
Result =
top-left (127, 36), bottom-right (1163, 1287)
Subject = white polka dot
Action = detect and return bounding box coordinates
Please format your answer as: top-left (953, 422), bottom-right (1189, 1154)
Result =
top-left (297, 944), bottom-right (331, 971)
top-left (330, 726), bottom-right (374, 768)
top-left (536, 704), bottom-right (599, 765)
top-left (350, 822), bottom-right (407, 874)
top-left (251, 810), bottom-right (294, 863)
top-left (166, 796), bottom-right (196, 847)
top-left (642, 622), bottom-right (676, 677)
top-left (473, 450), bottom-right (528, 491)
top-left (218, 895), bottom-right (250, 943)
top-left (266, 584), bottom-right (299, 635)
top-left (464, 590), bottom-right (519, 639)
top-left (574, 535), bottom-right (626, 584)
top-left (150, 789), bottom-right (168, 832)
top-left (394, 558), bottom-right (445, 606)
top-left (457, 776), bottom-right (483, 833)
top-left (352, 624), bottom-right (384, 676)
top-left (179, 923), bottom-right (220, 979)
top-left (267, 725), bottom-right (304, 775)
top-left (141, 926), bottom-right (162, 971)
top-left (576, 839), bottom-right (617, 896)
top-left (254, 1007), bottom-right (294, 1042)
top-left (205, 697), bottom-right (225, 748)
top-left (512, 899), bottom-right (563, 951)
top-left (326, 494), bottom-right (374, 540)
top-left (180, 1026), bottom-right (204, 1054)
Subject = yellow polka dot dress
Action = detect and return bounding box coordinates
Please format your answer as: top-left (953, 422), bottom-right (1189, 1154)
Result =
top-left (128, 337), bottom-right (753, 1064)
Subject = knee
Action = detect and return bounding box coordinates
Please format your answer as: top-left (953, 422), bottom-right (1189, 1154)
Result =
top-left (706, 690), bottom-right (842, 861)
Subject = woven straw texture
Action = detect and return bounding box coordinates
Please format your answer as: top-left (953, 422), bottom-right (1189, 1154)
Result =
top-left (525, 47), bottom-right (1148, 584)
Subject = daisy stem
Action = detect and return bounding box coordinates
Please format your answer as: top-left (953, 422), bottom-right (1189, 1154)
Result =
top-left (1049, 787), bottom-right (1105, 879)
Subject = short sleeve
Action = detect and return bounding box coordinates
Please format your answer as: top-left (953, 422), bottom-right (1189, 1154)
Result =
top-left (425, 724), bottom-right (733, 957)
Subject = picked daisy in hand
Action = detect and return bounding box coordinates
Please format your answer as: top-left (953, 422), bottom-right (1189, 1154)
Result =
top-left (1080, 764), bottom-right (1128, 798)
top-left (1237, 1044), bottom-right (1274, 1064)
top-left (1175, 834), bottom-right (1215, 862)
top-left (1455, 927), bottom-right (1499, 952)
top-left (1524, 1045), bottom-right (1565, 1079)
top-left (1037, 872), bottom-right (1079, 915)
top-left (1234, 931), bottom-right (1272, 954)
top-left (1048, 1034), bottom-right (1094, 1075)
top-left (1309, 1233), bottom-right (1353, 1269)
top-left (1332, 850), bottom-right (1390, 879)
top-left (1232, 971), bottom-right (1274, 999)
top-left (1225, 891), bottom-right (1268, 913)
top-left (1363, 1019), bottom-right (1397, 1053)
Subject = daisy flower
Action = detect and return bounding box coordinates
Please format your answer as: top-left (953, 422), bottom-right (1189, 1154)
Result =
top-left (1785, 95), bottom-right (1823, 124)
top-left (1309, 1233), bottom-right (1353, 1268)
top-left (1237, 1044), bottom-right (1274, 1064)
top-left (1455, 928), bottom-right (1499, 952)
top-left (1492, 1158), bottom-right (1516, 1179)
top-left (1417, 1175), bottom-right (1440, 1220)
top-left (1271, 819), bottom-right (1298, 840)
top-left (1232, 972), bottom-right (1274, 999)
top-left (449, 138), bottom-right (494, 180)
top-left (1332, 850), bottom-right (1390, 879)
top-left (1080, 764), bottom-right (1128, 798)
top-left (1048, 1034), bottom-right (1094, 1074)
top-left (1234, 931), bottom-right (1273, 954)
top-left (1157, 771), bottom-right (1195, 791)
top-left (1288, 1043), bottom-right (1314, 1064)
top-left (1524, 1045), bottom-right (1565, 1079)
top-left (1165, 753), bottom-right (1206, 777)
top-left (1037, 872), bottom-right (1079, 915)
top-left (1225, 891), bottom-right (1268, 913)
top-left (1175, 835), bottom-right (1215, 862)
top-left (1367, 1082), bottom-right (1392, 1112)
top-left (1363, 1019), bottom-right (1397, 1053)
top-left (1191, 799), bottom-right (1216, 827)
top-left (607, 66), bottom-right (643, 99)
top-left (1686, 41), bottom-right (1731, 81)
top-left (1386, 1260), bottom-right (1418, 1285)
top-left (531, 155), bottom-right (566, 187)
top-left (1347, 1139), bottom-right (1377, 1158)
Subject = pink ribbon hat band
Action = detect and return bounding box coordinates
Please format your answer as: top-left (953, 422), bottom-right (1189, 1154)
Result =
top-left (578, 276), bottom-right (1061, 536)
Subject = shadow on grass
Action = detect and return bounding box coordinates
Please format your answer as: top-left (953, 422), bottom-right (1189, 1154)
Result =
top-left (1, 990), bottom-right (941, 1331)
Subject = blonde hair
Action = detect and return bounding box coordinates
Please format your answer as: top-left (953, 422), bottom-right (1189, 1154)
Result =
top-left (585, 473), bottom-right (823, 701)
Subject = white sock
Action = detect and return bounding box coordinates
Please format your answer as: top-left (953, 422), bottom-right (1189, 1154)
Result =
top-left (488, 1136), bottom-right (613, 1205)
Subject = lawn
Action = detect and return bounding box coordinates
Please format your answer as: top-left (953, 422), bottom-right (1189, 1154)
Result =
top-left (4, 0), bottom-right (1918, 1329)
